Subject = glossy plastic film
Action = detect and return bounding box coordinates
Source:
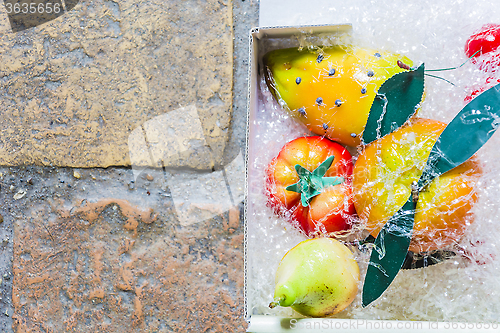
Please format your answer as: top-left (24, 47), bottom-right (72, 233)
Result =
top-left (245, 23), bottom-right (500, 332)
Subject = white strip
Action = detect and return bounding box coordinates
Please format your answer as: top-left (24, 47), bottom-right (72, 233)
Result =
top-left (247, 315), bottom-right (500, 333)
top-left (259, 0), bottom-right (350, 27)
top-left (0, 1), bottom-right (11, 34)
top-left (165, 151), bottom-right (245, 227)
top-left (128, 104), bottom-right (246, 227)
top-left (224, 152), bottom-right (245, 204)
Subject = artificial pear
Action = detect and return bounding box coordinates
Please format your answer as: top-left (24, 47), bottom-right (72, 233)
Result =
top-left (270, 238), bottom-right (360, 317)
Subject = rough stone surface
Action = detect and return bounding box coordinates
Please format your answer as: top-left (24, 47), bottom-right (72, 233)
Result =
top-left (0, 0), bottom-right (233, 169)
top-left (0, 0), bottom-right (259, 331)
top-left (0, 165), bottom-right (247, 332)
top-left (6, 167), bottom-right (244, 332)
top-left (0, 1), bottom-right (258, 333)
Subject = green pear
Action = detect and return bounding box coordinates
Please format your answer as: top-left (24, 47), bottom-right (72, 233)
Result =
top-left (269, 238), bottom-right (360, 317)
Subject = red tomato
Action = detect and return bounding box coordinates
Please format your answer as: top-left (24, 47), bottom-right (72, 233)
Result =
top-left (465, 24), bottom-right (500, 73)
top-left (265, 136), bottom-right (355, 236)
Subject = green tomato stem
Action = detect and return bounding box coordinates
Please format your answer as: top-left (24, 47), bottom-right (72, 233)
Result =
top-left (285, 155), bottom-right (344, 207)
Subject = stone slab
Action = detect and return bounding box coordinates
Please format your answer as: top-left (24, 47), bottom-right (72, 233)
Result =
top-left (5, 166), bottom-right (245, 332)
top-left (0, 0), bottom-right (233, 169)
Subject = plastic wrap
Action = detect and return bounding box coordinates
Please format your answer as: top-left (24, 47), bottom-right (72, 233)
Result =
top-left (246, 22), bottom-right (500, 324)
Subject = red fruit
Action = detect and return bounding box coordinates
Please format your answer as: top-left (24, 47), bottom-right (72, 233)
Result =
top-left (465, 24), bottom-right (500, 73)
top-left (265, 137), bottom-right (355, 236)
top-left (464, 77), bottom-right (500, 103)
top-left (472, 50), bottom-right (500, 73)
top-left (465, 23), bottom-right (500, 58)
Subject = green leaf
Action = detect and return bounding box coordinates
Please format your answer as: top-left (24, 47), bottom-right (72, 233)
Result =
top-left (419, 82), bottom-right (500, 188)
top-left (285, 155), bottom-right (344, 207)
top-left (362, 64), bottom-right (425, 145)
top-left (362, 82), bottom-right (500, 306)
top-left (362, 198), bottom-right (415, 307)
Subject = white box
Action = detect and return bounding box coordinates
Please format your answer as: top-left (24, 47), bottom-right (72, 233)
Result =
top-left (244, 24), bottom-right (500, 333)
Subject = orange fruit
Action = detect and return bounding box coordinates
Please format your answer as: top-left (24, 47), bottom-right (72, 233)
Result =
top-left (353, 118), bottom-right (482, 253)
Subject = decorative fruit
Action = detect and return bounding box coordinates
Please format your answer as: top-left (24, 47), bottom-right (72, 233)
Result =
top-left (266, 136), bottom-right (355, 236)
top-left (465, 23), bottom-right (500, 59)
top-left (465, 77), bottom-right (500, 103)
top-left (465, 23), bottom-right (500, 73)
top-left (264, 46), bottom-right (414, 146)
top-left (269, 238), bottom-right (360, 317)
top-left (353, 118), bottom-right (482, 253)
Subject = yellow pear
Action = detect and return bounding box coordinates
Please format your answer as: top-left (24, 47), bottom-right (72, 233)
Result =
top-left (270, 238), bottom-right (359, 317)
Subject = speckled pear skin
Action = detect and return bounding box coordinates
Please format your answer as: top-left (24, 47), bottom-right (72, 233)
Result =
top-left (272, 238), bottom-right (360, 317)
top-left (264, 47), bottom-right (413, 146)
